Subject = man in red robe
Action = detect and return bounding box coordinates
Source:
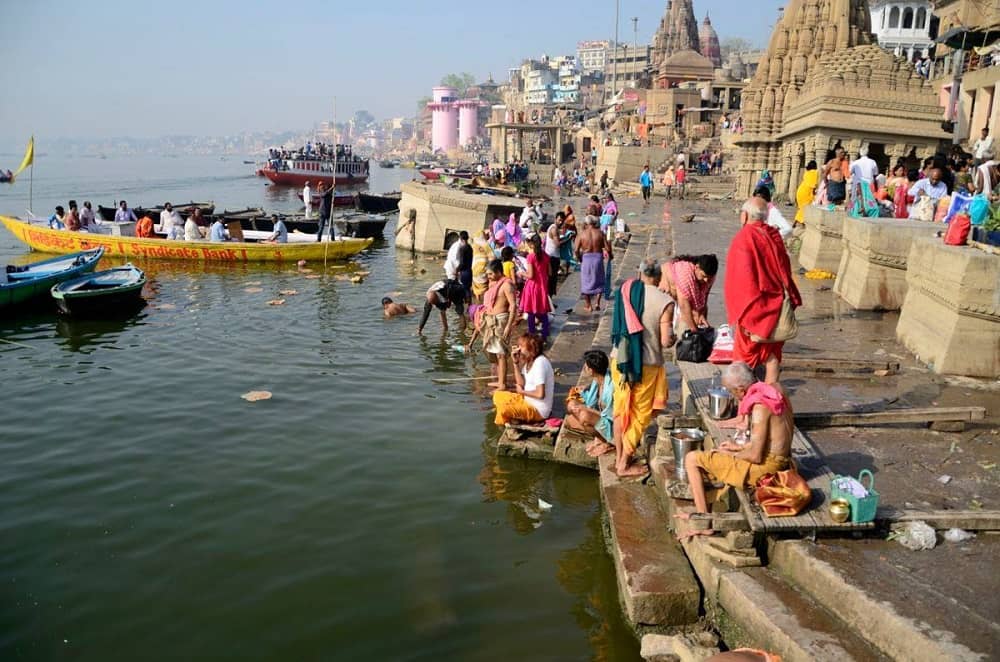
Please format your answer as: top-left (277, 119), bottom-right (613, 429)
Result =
top-left (724, 197), bottom-right (801, 383)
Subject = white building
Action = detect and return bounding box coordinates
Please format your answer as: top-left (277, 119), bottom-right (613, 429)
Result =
top-left (525, 67), bottom-right (558, 105)
top-left (577, 40), bottom-right (610, 75)
top-left (869, 0), bottom-right (936, 61)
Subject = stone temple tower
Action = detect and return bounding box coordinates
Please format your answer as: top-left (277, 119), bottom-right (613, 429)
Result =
top-left (651, 0), bottom-right (701, 73)
top-left (735, 0), bottom-right (875, 196)
top-left (699, 14), bottom-right (722, 68)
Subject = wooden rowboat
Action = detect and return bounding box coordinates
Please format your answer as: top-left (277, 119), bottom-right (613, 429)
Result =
top-left (0, 216), bottom-right (373, 263)
top-left (51, 264), bottom-right (146, 316)
top-left (0, 248), bottom-right (105, 309)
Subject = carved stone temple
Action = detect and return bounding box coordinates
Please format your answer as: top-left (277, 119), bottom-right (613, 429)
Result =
top-left (735, 0), bottom-right (950, 199)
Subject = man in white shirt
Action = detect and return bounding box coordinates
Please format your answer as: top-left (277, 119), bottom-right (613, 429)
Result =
top-left (908, 168), bottom-right (948, 201)
top-left (159, 202), bottom-right (184, 240)
top-left (972, 127), bottom-right (995, 165)
top-left (849, 147), bottom-right (878, 184)
top-left (302, 181), bottom-right (312, 219)
top-left (519, 198), bottom-right (540, 237)
top-left (444, 231), bottom-right (468, 281)
top-left (184, 215), bottom-right (204, 241)
top-left (114, 201), bottom-right (137, 224)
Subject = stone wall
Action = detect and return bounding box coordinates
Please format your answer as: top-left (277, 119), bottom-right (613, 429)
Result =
top-left (597, 145), bottom-right (674, 184)
top-left (834, 217), bottom-right (940, 310)
top-left (394, 182), bottom-right (525, 253)
top-left (896, 238), bottom-right (1000, 377)
top-left (798, 206), bottom-right (846, 273)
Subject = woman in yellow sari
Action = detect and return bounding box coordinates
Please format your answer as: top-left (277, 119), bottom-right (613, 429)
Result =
top-left (795, 160), bottom-right (819, 224)
top-left (471, 230), bottom-right (491, 303)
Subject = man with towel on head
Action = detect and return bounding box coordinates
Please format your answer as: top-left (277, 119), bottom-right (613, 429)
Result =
top-left (576, 215), bottom-right (611, 312)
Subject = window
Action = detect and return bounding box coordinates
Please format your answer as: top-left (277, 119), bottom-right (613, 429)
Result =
top-left (889, 6), bottom-right (900, 28)
top-left (903, 8), bottom-right (914, 29)
top-left (916, 8), bottom-right (926, 29)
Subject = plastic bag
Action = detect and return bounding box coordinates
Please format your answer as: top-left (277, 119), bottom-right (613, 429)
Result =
top-left (944, 213), bottom-right (971, 246)
top-left (895, 520), bottom-right (937, 550)
top-left (708, 324), bottom-right (734, 364)
top-left (767, 204), bottom-right (793, 238)
top-left (969, 195), bottom-right (990, 226)
top-left (943, 528), bottom-right (975, 543)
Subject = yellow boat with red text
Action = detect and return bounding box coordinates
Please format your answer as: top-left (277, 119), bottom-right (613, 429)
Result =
top-left (0, 215), bottom-right (373, 263)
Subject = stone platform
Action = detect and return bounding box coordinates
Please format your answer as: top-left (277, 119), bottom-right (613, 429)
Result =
top-left (834, 216), bottom-right (940, 310)
top-left (798, 206), bottom-right (846, 273)
top-left (896, 238), bottom-right (1000, 377)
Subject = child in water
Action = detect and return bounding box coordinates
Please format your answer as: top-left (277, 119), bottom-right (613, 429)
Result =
top-left (382, 297), bottom-right (415, 318)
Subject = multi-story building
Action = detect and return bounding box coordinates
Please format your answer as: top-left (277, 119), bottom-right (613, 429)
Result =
top-left (553, 61), bottom-right (581, 104)
top-left (869, 0), bottom-right (937, 61)
top-left (604, 45), bottom-right (652, 99)
top-left (525, 66), bottom-right (558, 105)
top-left (577, 40), bottom-right (610, 75)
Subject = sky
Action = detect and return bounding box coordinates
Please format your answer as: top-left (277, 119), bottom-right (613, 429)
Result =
top-left (0, 0), bottom-right (785, 142)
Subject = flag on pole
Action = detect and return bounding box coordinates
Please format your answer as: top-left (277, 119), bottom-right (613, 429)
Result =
top-left (11, 136), bottom-right (34, 182)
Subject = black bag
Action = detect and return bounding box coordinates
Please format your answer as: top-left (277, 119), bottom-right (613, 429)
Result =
top-left (675, 328), bottom-right (713, 363)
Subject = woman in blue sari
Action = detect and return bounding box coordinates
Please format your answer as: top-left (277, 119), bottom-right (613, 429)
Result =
top-left (564, 350), bottom-right (616, 458)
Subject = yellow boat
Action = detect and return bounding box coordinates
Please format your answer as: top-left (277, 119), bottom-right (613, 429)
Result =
top-left (0, 215), bottom-right (373, 263)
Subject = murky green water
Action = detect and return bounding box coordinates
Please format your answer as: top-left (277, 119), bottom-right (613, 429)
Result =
top-left (0, 156), bottom-right (639, 660)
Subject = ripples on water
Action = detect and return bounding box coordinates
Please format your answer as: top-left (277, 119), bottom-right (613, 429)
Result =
top-left (0, 157), bottom-right (639, 661)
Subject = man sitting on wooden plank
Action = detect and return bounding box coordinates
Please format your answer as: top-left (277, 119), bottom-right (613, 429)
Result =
top-left (677, 362), bottom-right (794, 540)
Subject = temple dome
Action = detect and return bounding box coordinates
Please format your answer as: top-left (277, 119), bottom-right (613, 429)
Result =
top-left (699, 14), bottom-right (722, 68)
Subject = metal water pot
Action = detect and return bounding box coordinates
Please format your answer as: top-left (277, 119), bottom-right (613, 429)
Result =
top-left (707, 370), bottom-right (734, 420)
top-left (670, 428), bottom-right (705, 481)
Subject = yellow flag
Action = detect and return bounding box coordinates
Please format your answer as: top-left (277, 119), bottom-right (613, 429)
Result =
top-left (11, 136), bottom-right (34, 181)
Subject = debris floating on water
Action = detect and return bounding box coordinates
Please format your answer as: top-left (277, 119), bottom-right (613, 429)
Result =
top-left (278, 289), bottom-right (299, 296)
top-left (244, 287), bottom-right (263, 294)
top-left (241, 390), bottom-right (273, 402)
top-left (267, 299), bottom-right (286, 306)
top-left (538, 498), bottom-right (553, 511)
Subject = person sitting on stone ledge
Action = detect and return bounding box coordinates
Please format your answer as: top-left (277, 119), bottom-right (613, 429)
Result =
top-left (676, 362), bottom-right (793, 541)
top-left (492, 333), bottom-right (554, 426)
top-left (562, 350), bottom-right (615, 458)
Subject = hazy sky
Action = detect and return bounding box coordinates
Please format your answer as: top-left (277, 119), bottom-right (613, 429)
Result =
top-left (0, 0), bottom-right (784, 141)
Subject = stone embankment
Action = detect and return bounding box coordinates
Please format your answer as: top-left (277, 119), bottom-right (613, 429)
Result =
top-left (496, 189), bottom-right (999, 661)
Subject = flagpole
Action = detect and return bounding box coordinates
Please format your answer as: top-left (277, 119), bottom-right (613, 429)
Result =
top-left (29, 163), bottom-right (33, 215)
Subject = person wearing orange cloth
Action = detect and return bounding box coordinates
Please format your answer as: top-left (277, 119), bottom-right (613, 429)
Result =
top-left (724, 197), bottom-right (801, 384)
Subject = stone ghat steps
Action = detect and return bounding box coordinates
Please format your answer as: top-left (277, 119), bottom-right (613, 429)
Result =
top-left (770, 540), bottom-right (996, 662)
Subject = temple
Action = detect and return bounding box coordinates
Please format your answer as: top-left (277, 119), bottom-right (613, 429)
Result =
top-left (651, 0), bottom-right (706, 87)
top-left (699, 14), bottom-right (722, 68)
top-left (735, 0), bottom-right (949, 198)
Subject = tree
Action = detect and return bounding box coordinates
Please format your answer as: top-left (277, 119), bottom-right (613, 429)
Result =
top-left (720, 37), bottom-right (755, 59)
top-left (440, 72), bottom-right (476, 97)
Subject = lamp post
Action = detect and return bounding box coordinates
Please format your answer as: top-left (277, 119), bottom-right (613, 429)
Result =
top-left (611, 0), bottom-right (620, 102)
top-left (631, 17), bottom-right (638, 87)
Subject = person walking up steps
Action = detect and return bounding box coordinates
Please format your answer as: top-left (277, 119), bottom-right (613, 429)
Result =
top-left (639, 164), bottom-right (653, 206)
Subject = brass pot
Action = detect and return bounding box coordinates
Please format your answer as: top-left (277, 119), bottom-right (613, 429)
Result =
top-left (829, 499), bottom-right (851, 523)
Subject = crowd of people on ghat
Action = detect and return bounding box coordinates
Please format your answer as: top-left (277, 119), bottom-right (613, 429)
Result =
top-left (793, 127), bottom-right (1000, 226)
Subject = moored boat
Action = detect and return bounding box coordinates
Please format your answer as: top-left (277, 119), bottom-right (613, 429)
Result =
top-left (0, 248), bottom-right (105, 309)
top-left (0, 216), bottom-right (373, 263)
top-left (51, 264), bottom-right (146, 316)
top-left (333, 212), bottom-right (389, 239)
top-left (261, 145), bottom-right (370, 188)
top-left (357, 192), bottom-right (401, 214)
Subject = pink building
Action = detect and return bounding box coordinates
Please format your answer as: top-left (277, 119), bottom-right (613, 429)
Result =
top-left (456, 100), bottom-right (481, 147)
top-left (429, 86), bottom-right (459, 152)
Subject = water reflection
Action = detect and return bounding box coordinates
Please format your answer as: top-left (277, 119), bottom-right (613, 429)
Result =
top-left (55, 312), bottom-right (146, 353)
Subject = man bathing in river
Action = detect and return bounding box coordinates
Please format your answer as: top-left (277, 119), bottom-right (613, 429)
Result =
top-left (466, 259), bottom-right (517, 389)
top-left (382, 297), bottom-right (415, 317)
top-left (576, 215), bottom-right (611, 312)
top-left (417, 280), bottom-right (466, 335)
top-left (677, 362), bottom-right (793, 540)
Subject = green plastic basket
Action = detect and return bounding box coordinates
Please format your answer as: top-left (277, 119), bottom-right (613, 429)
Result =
top-left (830, 469), bottom-right (879, 524)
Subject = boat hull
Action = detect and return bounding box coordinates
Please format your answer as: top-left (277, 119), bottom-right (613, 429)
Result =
top-left (0, 216), bottom-right (373, 263)
top-left (0, 248), bottom-right (104, 309)
top-left (262, 169), bottom-right (369, 187)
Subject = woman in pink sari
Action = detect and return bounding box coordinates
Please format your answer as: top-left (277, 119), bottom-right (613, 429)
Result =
top-left (520, 234), bottom-right (551, 341)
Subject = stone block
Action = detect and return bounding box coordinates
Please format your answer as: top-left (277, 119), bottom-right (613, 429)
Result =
top-left (640, 633), bottom-right (721, 662)
top-left (599, 455), bottom-right (701, 627)
top-left (723, 530), bottom-right (756, 550)
top-left (798, 206), bottom-right (847, 273)
top-left (896, 238), bottom-right (1000, 378)
top-left (551, 427), bottom-right (599, 470)
top-left (834, 216), bottom-right (939, 310)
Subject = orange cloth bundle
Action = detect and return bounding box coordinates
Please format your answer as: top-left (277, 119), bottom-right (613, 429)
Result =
top-left (754, 468), bottom-right (811, 517)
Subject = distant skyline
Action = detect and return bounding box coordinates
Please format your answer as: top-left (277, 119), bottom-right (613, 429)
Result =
top-left (0, 0), bottom-right (784, 143)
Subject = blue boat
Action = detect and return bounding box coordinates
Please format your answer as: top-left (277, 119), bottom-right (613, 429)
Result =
top-left (0, 248), bottom-right (105, 310)
top-left (51, 264), bottom-right (146, 316)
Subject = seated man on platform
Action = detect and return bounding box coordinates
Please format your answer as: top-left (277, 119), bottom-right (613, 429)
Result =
top-left (677, 362), bottom-right (793, 540)
top-left (561, 350), bottom-right (615, 458)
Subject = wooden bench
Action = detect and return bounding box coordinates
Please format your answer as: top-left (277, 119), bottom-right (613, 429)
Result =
top-left (677, 360), bottom-right (875, 534)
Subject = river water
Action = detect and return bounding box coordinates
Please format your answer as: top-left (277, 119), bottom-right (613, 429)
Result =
top-left (0, 156), bottom-right (639, 661)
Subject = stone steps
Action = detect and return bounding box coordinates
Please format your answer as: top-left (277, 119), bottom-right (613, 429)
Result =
top-left (770, 540), bottom-right (994, 661)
